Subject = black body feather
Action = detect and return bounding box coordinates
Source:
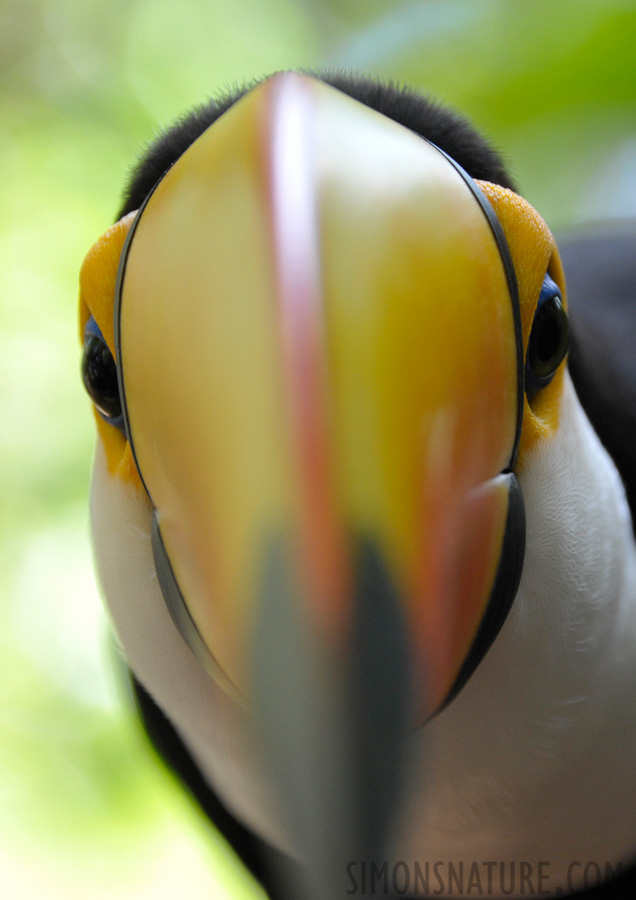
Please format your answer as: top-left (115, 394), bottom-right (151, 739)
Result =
top-left (117, 70), bottom-right (515, 219)
top-left (560, 220), bottom-right (636, 529)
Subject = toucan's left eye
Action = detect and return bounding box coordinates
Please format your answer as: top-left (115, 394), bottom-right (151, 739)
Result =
top-left (81, 317), bottom-right (124, 427)
top-left (525, 274), bottom-right (569, 401)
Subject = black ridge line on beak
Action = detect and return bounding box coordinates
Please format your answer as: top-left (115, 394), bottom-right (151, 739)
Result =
top-left (114, 172), bottom-right (166, 499)
top-left (114, 175), bottom-right (233, 680)
top-left (427, 144), bottom-right (524, 471)
top-left (439, 472), bottom-right (526, 712)
top-left (408, 143), bottom-right (526, 711)
top-left (149, 513), bottom-right (225, 677)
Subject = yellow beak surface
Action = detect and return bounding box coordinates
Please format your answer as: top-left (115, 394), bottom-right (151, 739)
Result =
top-left (114, 72), bottom-right (521, 720)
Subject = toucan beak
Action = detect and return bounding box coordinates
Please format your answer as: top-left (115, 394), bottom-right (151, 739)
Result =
top-left (111, 71), bottom-right (524, 889)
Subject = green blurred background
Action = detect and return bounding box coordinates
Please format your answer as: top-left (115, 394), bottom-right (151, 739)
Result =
top-left (1, 1), bottom-right (635, 896)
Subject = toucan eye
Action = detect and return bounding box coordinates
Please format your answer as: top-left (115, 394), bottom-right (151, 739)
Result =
top-left (525, 274), bottom-right (569, 401)
top-left (81, 317), bottom-right (124, 426)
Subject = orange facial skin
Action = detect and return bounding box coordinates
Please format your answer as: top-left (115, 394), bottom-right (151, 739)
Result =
top-left (477, 181), bottom-right (566, 466)
top-left (79, 211), bottom-right (142, 487)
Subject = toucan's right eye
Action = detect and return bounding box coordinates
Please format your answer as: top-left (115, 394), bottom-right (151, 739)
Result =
top-left (81, 317), bottom-right (123, 426)
top-left (525, 274), bottom-right (569, 402)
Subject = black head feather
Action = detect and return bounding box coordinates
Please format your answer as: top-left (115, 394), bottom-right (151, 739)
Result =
top-left (118, 69), bottom-right (516, 219)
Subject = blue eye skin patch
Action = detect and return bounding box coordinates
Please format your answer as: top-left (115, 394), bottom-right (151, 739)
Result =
top-left (537, 274), bottom-right (562, 310)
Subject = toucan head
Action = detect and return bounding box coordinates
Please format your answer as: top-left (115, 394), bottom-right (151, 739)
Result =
top-left (79, 71), bottom-right (570, 893)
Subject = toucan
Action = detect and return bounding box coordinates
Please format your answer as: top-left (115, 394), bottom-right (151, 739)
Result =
top-left (78, 71), bottom-right (636, 899)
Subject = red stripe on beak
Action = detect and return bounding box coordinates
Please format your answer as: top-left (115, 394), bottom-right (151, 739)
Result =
top-left (267, 74), bottom-right (350, 642)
